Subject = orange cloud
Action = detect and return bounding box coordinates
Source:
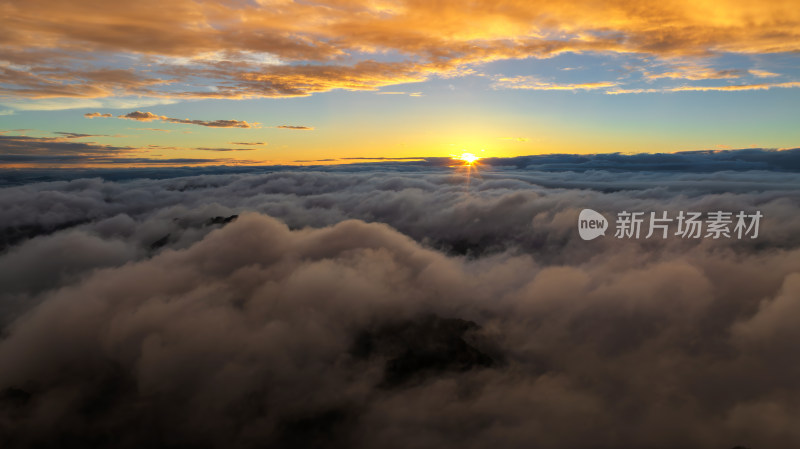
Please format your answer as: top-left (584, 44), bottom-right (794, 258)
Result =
top-left (608, 81), bottom-right (800, 94)
top-left (1, 0), bottom-right (799, 101)
top-left (0, 66), bottom-right (166, 98)
top-left (749, 69), bottom-right (780, 78)
top-left (644, 65), bottom-right (744, 80)
top-left (493, 77), bottom-right (617, 91)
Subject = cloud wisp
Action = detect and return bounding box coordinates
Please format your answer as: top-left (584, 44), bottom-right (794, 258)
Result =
top-left (276, 125), bottom-right (314, 130)
top-left (0, 133), bottom-right (263, 166)
top-left (116, 111), bottom-right (255, 128)
top-left (493, 76), bottom-right (618, 91)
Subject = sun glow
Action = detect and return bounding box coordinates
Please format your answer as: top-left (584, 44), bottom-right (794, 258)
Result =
top-left (450, 151), bottom-right (483, 187)
top-left (455, 152), bottom-right (480, 165)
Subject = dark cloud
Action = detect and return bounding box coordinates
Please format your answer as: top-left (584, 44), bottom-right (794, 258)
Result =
top-left (0, 159), bottom-right (799, 448)
top-left (193, 147), bottom-right (256, 152)
top-left (3, 146), bottom-right (799, 179)
top-left (229, 142), bottom-right (265, 146)
top-left (276, 125), bottom-right (313, 130)
top-left (0, 134), bottom-right (248, 166)
top-left (53, 132), bottom-right (107, 139)
top-left (116, 111), bottom-right (254, 128)
top-left (165, 118), bottom-right (253, 128)
top-left (0, 154), bottom-right (229, 165)
top-left (340, 157), bottom-right (426, 161)
top-left (0, 165), bottom-right (276, 186)
top-left (118, 111), bottom-right (165, 122)
top-left (477, 148), bottom-right (800, 173)
top-left (0, 134), bottom-right (135, 157)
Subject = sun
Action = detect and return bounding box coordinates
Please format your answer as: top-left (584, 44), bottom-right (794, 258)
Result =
top-left (455, 152), bottom-right (480, 165)
top-left (450, 151), bottom-right (483, 185)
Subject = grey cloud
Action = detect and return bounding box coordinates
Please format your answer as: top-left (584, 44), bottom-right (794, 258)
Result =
top-left (0, 134), bottom-right (134, 156)
top-left (193, 147), bottom-right (256, 152)
top-left (5, 146), bottom-right (798, 175)
top-left (165, 118), bottom-right (253, 128)
top-left (0, 133), bottom-right (261, 166)
top-left (276, 125), bottom-right (313, 130)
top-left (340, 157), bottom-right (426, 161)
top-left (0, 163), bottom-right (799, 448)
top-left (53, 132), bottom-right (108, 139)
top-left (117, 111), bottom-right (165, 122)
top-left (477, 148), bottom-right (800, 172)
top-left (116, 111), bottom-right (254, 128)
top-left (0, 154), bottom-right (232, 165)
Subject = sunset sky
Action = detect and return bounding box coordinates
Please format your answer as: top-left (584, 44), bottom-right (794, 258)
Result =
top-left (4, 3), bottom-right (800, 447)
top-left (2, 0), bottom-right (800, 166)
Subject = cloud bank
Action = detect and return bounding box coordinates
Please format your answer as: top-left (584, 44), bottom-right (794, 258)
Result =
top-left (0, 161), bottom-right (799, 448)
top-left (0, 133), bottom-right (265, 166)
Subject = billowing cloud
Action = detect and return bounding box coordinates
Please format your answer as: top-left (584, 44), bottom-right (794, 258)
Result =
top-left (0, 162), bottom-right (799, 447)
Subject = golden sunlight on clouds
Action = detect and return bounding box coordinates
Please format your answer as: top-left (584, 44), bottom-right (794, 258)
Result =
top-left (607, 81), bottom-right (800, 94)
top-left (1, 0), bottom-right (799, 102)
top-left (493, 77), bottom-right (618, 91)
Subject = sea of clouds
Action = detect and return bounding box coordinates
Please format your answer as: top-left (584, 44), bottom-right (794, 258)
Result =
top-left (1, 151), bottom-right (800, 448)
